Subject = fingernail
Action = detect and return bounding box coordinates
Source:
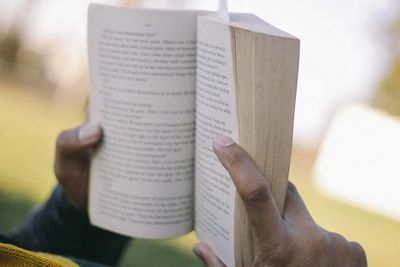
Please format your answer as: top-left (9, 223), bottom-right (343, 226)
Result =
top-left (213, 134), bottom-right (234, 147)
top-left (78, 123), bottom-right (100, 142)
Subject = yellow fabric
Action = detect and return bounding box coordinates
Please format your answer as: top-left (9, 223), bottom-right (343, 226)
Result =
top-left (0, 243), bottom-right (78, 267)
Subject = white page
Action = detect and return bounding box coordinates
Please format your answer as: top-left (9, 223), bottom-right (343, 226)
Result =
top-left (88, 4), bottom-right (201, 239)
top-left (195, 15), bottom-right (238, 267)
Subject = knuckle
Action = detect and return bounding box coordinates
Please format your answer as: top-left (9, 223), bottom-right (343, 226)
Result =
top-left (54, 167), bottom-right (67, 183)
top-left (349, 241), bottom-right (364, 254)
top-left (349, 241), bottom-right (367, 266)
top-left (56, 130), bottom-right (69, 151)
top-left (329, 232), bottom-right (351, 253)
top-left (241, 180), bottom-right (270, 203)
top-left (313, 231), bottom-right (329, 247)
top-left (329, 233), bottom-right (367, 266)
top-left (307, 231), bottom-right (330, 258)
top-left (54, 160), bottom-right (69, 183)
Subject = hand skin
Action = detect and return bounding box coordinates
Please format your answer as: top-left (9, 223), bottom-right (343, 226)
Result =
top-left (54, 122), bottom-right (102, 210)
top-left (193, 135), bottom-right (367, 267)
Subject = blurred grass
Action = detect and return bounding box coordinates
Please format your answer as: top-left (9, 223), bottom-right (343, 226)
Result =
top-left (0, 82), bottom-right (80, 203)
top-left (0, 81), bottom-right (399, 267)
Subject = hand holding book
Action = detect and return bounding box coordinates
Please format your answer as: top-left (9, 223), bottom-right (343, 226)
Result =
top-left (193, 135), bottom-right (367, 267)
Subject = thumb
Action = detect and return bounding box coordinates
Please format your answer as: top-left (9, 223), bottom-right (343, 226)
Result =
top-left (56, 122), bottom-right (102, 156)
top-left (54, 123), bottom-right (102, 210)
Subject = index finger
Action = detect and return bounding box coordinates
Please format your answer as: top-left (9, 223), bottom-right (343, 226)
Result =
top-left (212, 135), bottom-right (284, 242)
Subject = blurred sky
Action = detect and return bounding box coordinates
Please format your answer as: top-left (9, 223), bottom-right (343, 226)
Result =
top-left (0, 0), bottom-right (399, 146)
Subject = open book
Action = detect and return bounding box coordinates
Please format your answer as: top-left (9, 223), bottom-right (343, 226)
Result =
top-left (87, 4), bottom-right (299, 267)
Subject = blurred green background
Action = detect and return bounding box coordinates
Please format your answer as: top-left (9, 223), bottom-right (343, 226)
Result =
top-left (1, 1), bottom-right (400, 267)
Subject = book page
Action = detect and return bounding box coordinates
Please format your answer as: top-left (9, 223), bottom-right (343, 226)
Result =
top-left (88, 4), bottom-right (200, 239)
top-left (195, 16), bottom-right (238, 267)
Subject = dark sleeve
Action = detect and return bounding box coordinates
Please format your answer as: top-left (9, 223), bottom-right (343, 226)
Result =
top-left (10, 185), bottom-right (130, 266)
